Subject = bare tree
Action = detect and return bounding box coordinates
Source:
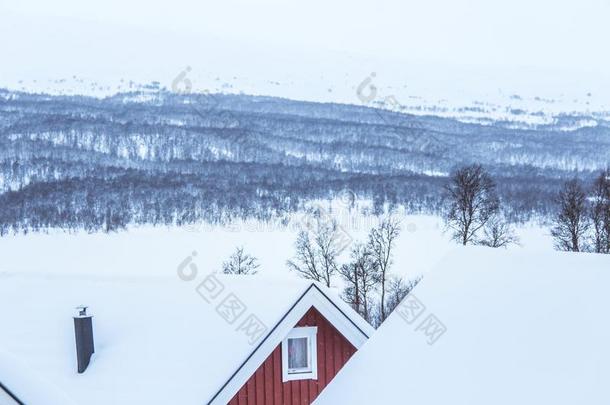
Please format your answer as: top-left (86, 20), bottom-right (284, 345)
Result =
top-left (287, 231), bottom-right (321, 281)
top-left (590, 169), bottom-right (610, 254)
top-left (339, 243), bottom-right (380, 322)
top-left (477, 214), bottom-right (519, 248)
top-left (551, 178), bottom-right (590, 252)
top-left (222, 246), bottom-right (260, 274)
top-left (384, 275), bottom-right (422, 316)
top-left (367, 217), bottom-right (401, 323)
top-left (287, 217), bottom-right (341, 286)
top-left (443, 164), bottom-right (500, 245)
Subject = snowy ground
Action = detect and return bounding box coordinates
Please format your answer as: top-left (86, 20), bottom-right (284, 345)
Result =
top-left (0, 211), bottom-right (554, 283)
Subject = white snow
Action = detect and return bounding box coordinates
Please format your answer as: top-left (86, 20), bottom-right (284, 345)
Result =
top-left (314, 247), bottom-right (610, 405)
top-left (0, 270), bottom-right (316, 404)
top-left (0, 267), bottom-right (364, 404)
top-left (3, 1), bottom-right (610, 129)
top-left (0, 350), bottom-right (74, 405)
top-left (0, 212), bottom-right (552, 282)
top-left (0, 212), bottom-right (559, 403)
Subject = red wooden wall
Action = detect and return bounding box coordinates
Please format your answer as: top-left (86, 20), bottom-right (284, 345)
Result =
top-left (228, 306), bottom-right (357, 405)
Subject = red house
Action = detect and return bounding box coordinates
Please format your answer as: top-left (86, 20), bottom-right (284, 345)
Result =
top-left (209, 282), bottom-right (374, 404)
top-left (0, 273), bottom-right (373, 405)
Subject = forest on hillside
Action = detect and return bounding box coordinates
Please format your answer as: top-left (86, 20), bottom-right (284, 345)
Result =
top-left (0, 88), bottom-right (608, 235)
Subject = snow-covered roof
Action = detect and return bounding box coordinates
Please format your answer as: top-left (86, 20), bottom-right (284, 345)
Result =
top-left (0, 270), bottom-right (372, 405)
top-left (315, 247), bottom-right (610, 405)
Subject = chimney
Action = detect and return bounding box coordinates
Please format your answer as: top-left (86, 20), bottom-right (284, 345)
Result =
top-left (73, 305), bottom-right (95, 373)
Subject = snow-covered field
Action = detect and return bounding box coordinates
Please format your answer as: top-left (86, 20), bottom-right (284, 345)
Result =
top-left (0, 212), bottom-right (553, 283)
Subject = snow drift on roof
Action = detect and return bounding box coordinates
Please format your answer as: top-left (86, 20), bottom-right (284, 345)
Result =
top-left (0, 271), bottom-right (367, 405)
top-left (315, 247), bottom-right (610, 405)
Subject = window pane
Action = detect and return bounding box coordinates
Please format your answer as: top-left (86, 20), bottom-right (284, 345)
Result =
top-left (288, 337), bottom-right (309, 371)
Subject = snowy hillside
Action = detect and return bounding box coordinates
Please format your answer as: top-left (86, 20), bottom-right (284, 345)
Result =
top-left (1, 88), bottom-right (609, 237)
top-left (5, 69), bottom-right (610, 131)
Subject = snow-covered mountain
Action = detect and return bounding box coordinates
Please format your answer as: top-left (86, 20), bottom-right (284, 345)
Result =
top-left (5, 68), bottom-right (610, 132)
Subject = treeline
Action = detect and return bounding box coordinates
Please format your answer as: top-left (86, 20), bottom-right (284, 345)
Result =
top-left (0, 162), bottom-right (570, 236)
top-left (550, 169), bottom-right (610, 254)
top-left (439, 164), bottom-right (610, 254)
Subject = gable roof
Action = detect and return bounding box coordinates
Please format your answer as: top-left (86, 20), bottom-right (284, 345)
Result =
top-left (208, 282), bottom-right (373, 404)
top-left (0, 349), bottom-right (73, 405)
top-left (0, 381), bottom-right (23, 405)
top-left (314, 247), bottom-right (610, 405)
top-left (0, 271), bottom-right (372, 405)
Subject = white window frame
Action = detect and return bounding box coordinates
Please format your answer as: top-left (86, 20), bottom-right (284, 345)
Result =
top-left (281, 326), bottom-right (318, 382)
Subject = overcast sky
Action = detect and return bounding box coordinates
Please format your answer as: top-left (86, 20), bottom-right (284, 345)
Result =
top-left (2, 0), bottom-right (610, 107)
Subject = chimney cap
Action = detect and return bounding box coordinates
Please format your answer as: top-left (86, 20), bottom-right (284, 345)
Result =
top-left (74, 305), bottom-right (91, 318)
